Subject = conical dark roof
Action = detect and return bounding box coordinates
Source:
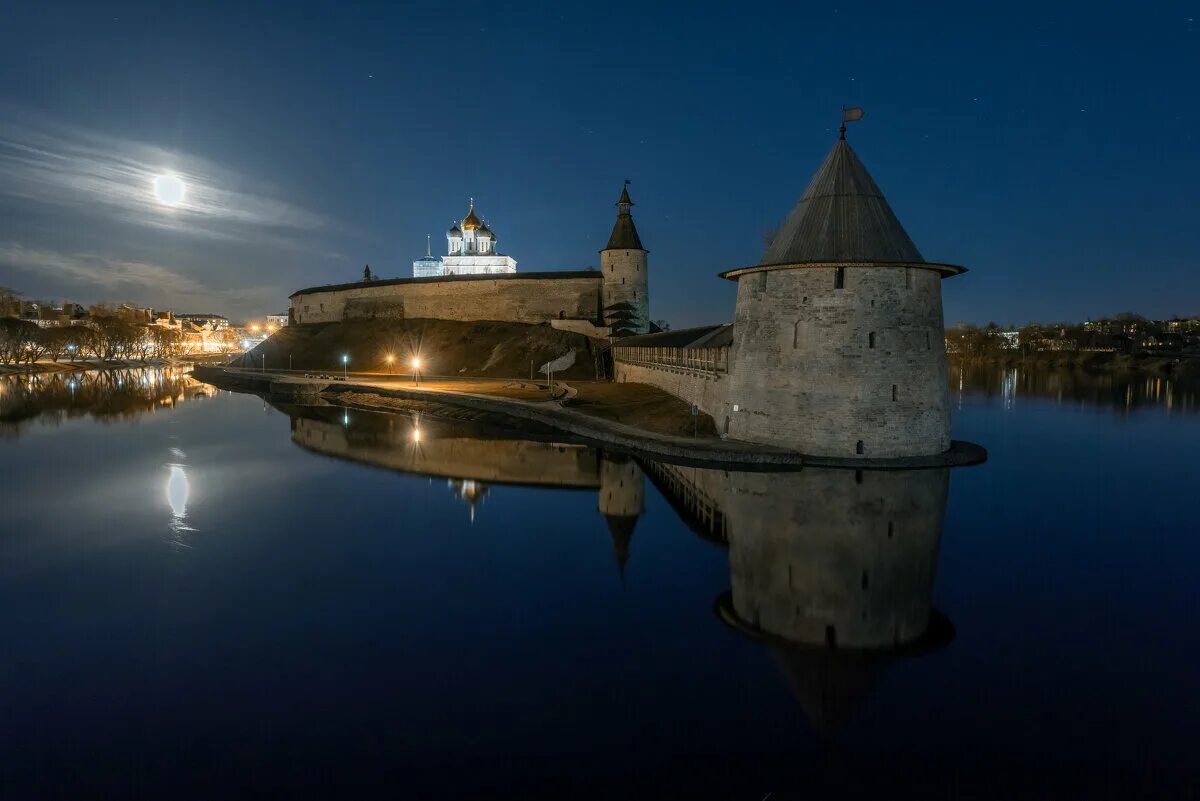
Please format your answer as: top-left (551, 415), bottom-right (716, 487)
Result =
top-left (762, 139), bottom-right (923, 265)
top-left (605, 514), bottom-right (637, 575)
top-left (604, 185), bottom-right (644, 251)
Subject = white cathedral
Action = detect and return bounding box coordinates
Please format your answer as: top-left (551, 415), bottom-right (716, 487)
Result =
top-left (412, 199), bottom-right (518, 278)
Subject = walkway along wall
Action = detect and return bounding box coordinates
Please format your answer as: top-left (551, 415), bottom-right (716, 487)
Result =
top-left (612, 324), bottom-right (734, 428)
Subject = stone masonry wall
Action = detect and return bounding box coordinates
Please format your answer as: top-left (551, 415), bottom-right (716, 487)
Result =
top-left (725, 265), bottom-right (950, 458)
top-left (291, 276), bottom-right (602, 326)
top-left (614, 360), bottom-right (730, 423)
top-left (601, 248), bottom-right (649, 334)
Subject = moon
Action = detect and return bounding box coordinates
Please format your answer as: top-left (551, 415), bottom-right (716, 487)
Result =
top-left (153, 173), bottom-right (186, 206)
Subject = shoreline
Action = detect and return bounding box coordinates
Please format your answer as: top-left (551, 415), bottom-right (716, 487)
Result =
top-left (0, 354), bottom-right (230, 377)
top-left (193, 365), bottom-right (988, 472)
top-left (949, 351), bottom-right (1199, 378)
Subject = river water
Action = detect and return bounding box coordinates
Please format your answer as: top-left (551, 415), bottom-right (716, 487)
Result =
top-left (1, 365), bottom-right (1197, 798)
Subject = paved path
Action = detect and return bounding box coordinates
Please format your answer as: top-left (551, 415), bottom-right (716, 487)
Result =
top-left (196, 365), bottom-right (987, 470)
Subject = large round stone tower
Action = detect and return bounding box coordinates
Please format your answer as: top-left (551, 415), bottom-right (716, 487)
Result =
top-left (600, 182), bottom-right (649, 336)
top-left (721, 132), bottom-right (966, 458)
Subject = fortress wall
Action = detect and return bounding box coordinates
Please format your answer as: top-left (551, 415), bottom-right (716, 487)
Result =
top-left (291, 276), bottom-right (603, 325)
top-left (613, 360), bottom-right (731, 422)
top-left (550, 318), bottom-right (611, 339)
top-left (726, 266), bottom-right (950, 458)
top-left (292, 417), bottom-right (601, 487)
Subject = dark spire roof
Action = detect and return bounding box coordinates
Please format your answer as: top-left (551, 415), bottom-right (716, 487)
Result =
top-left (604, 181), bottom-right (645, 251)
top-left (605, 514), bottom-right (638, 578)
top-left (761, 138), bottom-right (924, 265)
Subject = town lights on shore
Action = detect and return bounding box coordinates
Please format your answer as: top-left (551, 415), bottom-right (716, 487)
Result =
top-left (385, 354), bottom-right (395, 374)
top-left (341, 353), bottom-right (349, 380)
top-left (411, 427), bottom-right (421, 443)
top-left (411, 356), bottom-right (422, 387)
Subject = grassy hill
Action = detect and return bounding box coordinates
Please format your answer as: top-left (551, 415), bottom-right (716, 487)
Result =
top-left (240, 319), bottom-right (602, 380)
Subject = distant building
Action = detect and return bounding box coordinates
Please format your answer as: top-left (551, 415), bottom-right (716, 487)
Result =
top-left (176, 314), bottom-right (230, 330)
top-left (412, 236), bottom-right (442, 278)
top-left (441, 199), bottom-right (517, 276)
top-left (265, 313), bottom-right (288, 329)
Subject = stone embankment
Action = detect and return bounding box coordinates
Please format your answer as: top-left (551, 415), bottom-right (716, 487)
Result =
top-left (192, 365), bottom-right (987, 470)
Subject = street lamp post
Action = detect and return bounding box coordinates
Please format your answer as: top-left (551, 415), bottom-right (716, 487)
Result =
top-left (386, 354), bottom-right (395, 376)
top-left (411, 357), bottom-right (421, 387)
top-left (342, 353), bottom-right (349, 380)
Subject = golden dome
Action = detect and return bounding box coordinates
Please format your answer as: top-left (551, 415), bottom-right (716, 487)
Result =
top-left (461, 200), bottom-right (482, 230)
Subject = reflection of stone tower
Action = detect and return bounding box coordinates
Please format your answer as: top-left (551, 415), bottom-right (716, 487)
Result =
top-left (717, 468), bottom-right (953, 736)
top-left (597, 455), bottom-right (645, 575)
top-left (720, 129), bottom-right (966, 458)
top-left (600, 182), bottom-right (649, 336)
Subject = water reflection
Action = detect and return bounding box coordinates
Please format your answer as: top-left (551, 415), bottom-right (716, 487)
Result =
top-left (950, 361), bottom-right (1200, 413)
top-left (166, 464), bottom-right (189, 519)
top-left (281, 401), bottom-right (952, 736)
top-left (0, 366), bottom-right (217, 435)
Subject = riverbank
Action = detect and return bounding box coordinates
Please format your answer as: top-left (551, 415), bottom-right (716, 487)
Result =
top-left (243, 319), bottom-right (601, 380)
top-left (0, 353), bottom-right (230, 377)
top-left (950, 350), bottom-right (1200, 379)
top-left (193, 365), bottom-right (987, 470)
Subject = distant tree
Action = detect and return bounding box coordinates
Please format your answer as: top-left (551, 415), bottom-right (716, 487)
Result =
top-left (0, 318), bottom-right (36, 364)
top-left (653, 319), bottom-right (672, 331)
top-left (39, 327), bottom-right (75, 362)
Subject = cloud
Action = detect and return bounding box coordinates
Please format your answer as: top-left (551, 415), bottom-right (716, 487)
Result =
top-left (0, 107), bottom-right (333, 243)
top-left (0, 243), bottom-right (278, 311)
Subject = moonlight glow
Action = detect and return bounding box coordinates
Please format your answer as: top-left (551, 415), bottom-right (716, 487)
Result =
top-left (152, 173), bottom-right (186, 206)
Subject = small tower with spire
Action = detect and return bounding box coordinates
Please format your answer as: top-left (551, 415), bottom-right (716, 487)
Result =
top-left (413, 234), bottom-right (443, 277)
top-left (600, 181), bottom-right (650, 336)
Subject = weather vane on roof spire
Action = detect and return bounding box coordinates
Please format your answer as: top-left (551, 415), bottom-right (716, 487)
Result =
top-left (840, 105), bottom-right (865, 140)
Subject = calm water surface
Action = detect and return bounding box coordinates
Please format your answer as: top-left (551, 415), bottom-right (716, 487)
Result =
top-left (1, 365), bottom-right (1197, 798)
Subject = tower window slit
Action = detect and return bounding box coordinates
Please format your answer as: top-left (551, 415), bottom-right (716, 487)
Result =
top-left (834, 267), bottom-right (845, 289)
top-left (887, 521), bottom-right (894, 538)
top-left (868, 332), bottom-right (876, 348)
top-left (892, 384), bottom-right (898, 401)
top-left (856, 440), bottom-right (864, 455)
top-left (926, 331), bottom-right (931, 350)
top-left (861, 571), bottom-right (869, 590)
top-left (905, 267), bottom-right (912, 289)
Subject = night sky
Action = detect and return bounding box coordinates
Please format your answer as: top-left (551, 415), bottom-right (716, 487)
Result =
top-left (1, 1), bottom-right (1196, 327)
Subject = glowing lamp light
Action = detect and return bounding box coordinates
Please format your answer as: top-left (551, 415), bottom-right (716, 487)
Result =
top-left (411, 357), bottom-right (421, 370)
top-left (341, 354), bottom-right (349, 364)
top-left (412, 428), bottom-right (421, 443)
